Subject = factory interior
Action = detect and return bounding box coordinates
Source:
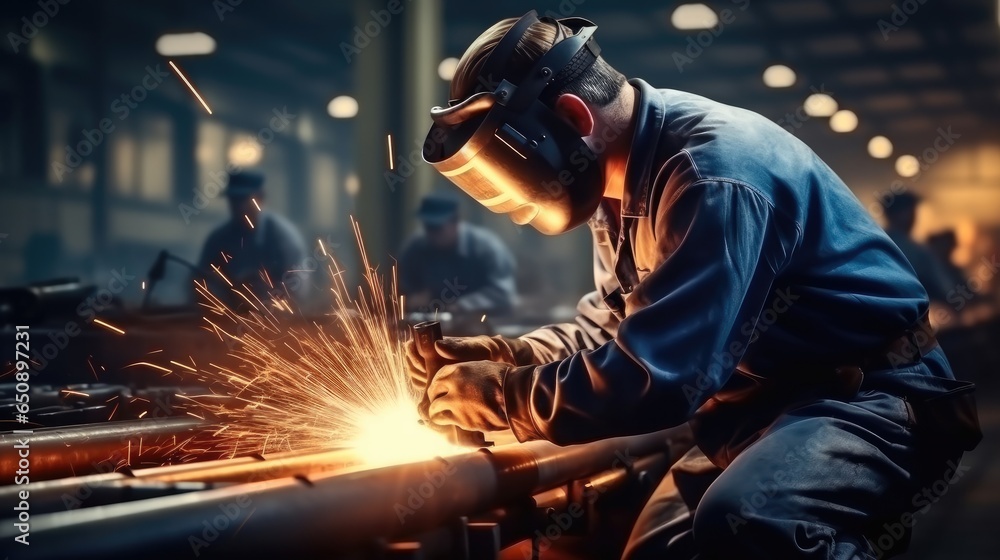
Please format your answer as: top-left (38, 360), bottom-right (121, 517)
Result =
top-left (0, 0), bottom-right (999, 558)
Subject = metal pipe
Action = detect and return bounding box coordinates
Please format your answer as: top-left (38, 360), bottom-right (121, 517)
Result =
top-left (0, 417), bottom-right (204, 481)
top-left (0, 447), bottom-right (360, 513)
top-left (0, 429), bottom-right (674, 558)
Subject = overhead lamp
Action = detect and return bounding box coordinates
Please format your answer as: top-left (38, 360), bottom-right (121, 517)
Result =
top-left (762, 65), bottom-right (796, 88)
top-left (155, 32), bottom-right (216, 56)
top-left (438, 58), bottom-right (459, 81)
top-left (327, 96), bottom-right (359, 119)
top-left (868, 136), bottom-right (893, 159)
top-left (829, 110), bottom-right (858, 133)
top-left (228, 137), bottom-right (263, 166)
top-left (671, 4), bottom-right (718, 30)
top-left (804, 93), bottom-right (838, 117)
top-left (895, 155), bottom-right (920, 177)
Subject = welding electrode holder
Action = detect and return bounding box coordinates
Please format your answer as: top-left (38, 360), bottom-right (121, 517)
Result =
top-left (412, 321), bottom-right (491, 448)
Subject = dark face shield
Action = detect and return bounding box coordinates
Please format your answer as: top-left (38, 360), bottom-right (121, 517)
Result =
top-left (422, 11), bottom-right (606, 235)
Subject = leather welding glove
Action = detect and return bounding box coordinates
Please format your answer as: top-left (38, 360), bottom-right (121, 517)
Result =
top-left (404, 335), bottom-right (536, 392)
top-left (426, 360), bottom-right (510, 432)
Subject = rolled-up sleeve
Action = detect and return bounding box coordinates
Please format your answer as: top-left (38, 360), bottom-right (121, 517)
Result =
top-left (503, 181), bottom-right (798, 444)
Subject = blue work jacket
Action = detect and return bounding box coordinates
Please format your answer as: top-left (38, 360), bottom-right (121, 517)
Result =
top-left (507, 79), bottom-right (962, 445)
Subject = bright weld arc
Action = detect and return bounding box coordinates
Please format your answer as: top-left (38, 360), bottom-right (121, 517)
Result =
top-left (168, 60), bottom-right (213, 115)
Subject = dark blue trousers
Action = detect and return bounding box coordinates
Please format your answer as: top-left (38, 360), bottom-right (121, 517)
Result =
top-left (623, 389), bottom-right (966, 559)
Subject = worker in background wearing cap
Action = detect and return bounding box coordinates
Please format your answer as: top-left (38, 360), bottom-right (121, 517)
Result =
top-left (193, 170), bottom-right (311, 309)
top-left (398, 193), bottom-right (517, 315)
top-left (406, 12), bottom-right (981, 560)
top-left (881, 192), bottom-right (953, 305)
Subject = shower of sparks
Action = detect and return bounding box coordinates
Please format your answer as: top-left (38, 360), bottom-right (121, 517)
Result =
top-left (210, 264), bottom-right (233, 287)
top-left (142, 281), bottom-right (146, 290)
top-left (481, 314), bottom-right (487, 323)
top-left (168, 60), bottom-right (213, 114)
top-left (167, 218), bottom-right (465, 465)
top-left (387, 134), bottom-right (395, 170)
top-left (170, 360), bottom-right (197, 372)
top-left (244, 215), bottom-right (255, 229)
top-left (252, 198), bottom-right (261, 212)
top-left (93, 318), bottom-right (125, 335)
top-left (123, 361), bottom-right (172, 374)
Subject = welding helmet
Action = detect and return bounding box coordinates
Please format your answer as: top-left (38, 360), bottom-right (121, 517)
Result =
top-left (422, 11), bottom-right (605, 235)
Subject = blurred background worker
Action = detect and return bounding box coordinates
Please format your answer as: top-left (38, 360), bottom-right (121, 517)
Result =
top-left (927, 230), bottom-right (969, 290)
top-left (881, 192), bottom-right (953, 305)
top-left (193, 170), bottom-right (312, 309)
top-left (398, 193), bottom-right (517, 316)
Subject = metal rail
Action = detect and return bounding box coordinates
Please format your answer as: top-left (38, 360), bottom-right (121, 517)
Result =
top-left (0, 428), bottom-right (677, 558)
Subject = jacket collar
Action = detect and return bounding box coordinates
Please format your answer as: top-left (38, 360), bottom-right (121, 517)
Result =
top-left (586, 79), bottom-right (664, 230)
top-left (620, 78), bottom-right (665, 218)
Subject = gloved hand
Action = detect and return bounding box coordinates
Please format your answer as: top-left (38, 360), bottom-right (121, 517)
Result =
top-left (426, 360), bottom-right (510, 432)
top-left (404, 335), bottom-right (535, 392)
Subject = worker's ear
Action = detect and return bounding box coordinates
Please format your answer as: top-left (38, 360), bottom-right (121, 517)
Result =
top-left (553, 93), bottom-right (595, 137)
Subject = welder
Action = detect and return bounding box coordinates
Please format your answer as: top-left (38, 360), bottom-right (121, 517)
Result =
top-left (193, 170), bottom-right (312, 308)
top-left (398, 192), bottom-right (518, 315)
top-left (406, 11), bottom-right (982, 560)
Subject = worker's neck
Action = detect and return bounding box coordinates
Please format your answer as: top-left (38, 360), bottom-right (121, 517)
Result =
top-left (592, 85), bottom-right (636, 203)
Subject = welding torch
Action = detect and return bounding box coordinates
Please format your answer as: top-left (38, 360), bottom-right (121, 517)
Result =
top-left (412, 321), bottom-right (490, 447)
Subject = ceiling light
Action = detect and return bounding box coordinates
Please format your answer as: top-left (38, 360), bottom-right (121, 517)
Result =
top-left (895, 155), bottom-right (920, 177)
top-left (803, 93), bottom-right (838, 117)
top-left (829, 110), bottom-right (858, 133)
top-left (155, 32), bottom-right (216, 56)
top-left (671, 4), bottom-right (718, 30)
top-left (345, 173), bottom-right (360, 197)
top-left (228, 137), bottom-right (262, 167)
top-left (762, 65), bottom-right (796, 88)
top-left (868, 136), bottom-right (893, 159)
top-left (438, 58), bottom-right (459, 81)
top-left (327, 96), bottom-right (359, 119)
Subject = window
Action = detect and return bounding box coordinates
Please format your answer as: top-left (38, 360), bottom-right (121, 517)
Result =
top-left (310, 153), bottom-right (337, 228)
top-left (137, 116), bottom-right (172, 201)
